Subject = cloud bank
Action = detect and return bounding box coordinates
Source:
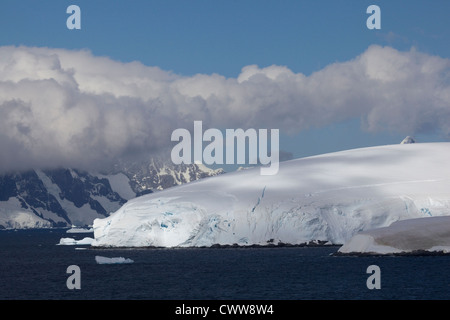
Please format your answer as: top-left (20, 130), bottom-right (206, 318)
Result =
top-left (0, 45), bottom-right (449, 172)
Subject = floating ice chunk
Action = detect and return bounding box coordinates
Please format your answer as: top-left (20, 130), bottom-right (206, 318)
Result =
top-left (95, 256), bottom-right (134, 264)
top-left (66, 226), bottom-right (94, 233)
top-left (58, 237), bottom-right (94, 245)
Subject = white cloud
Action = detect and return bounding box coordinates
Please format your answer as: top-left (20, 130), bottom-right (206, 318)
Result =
top-left (0, 45), bottom-right (449, 172)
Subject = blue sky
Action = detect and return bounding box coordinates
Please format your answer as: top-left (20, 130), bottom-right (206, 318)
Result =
top-left (0, 1), bottom-right (449, 171)
top-left (3, 1), bottom-right (450, 76)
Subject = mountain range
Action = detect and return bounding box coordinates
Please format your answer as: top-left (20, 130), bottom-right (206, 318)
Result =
top-left (0, 159), bottom-right (223, 229)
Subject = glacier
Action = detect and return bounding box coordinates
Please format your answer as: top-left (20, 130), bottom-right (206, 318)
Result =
top-left (92, 143), bottom-right (450, 248)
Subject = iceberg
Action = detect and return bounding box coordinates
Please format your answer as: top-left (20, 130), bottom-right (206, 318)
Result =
top-left (92, 143), bottom-right (450, 248)
top-left (95, 256), bottom-right (134, 264)
top-left (337, 216), bottom-right (450, 255)
top-left (58, 237), bottom-right (94, 245)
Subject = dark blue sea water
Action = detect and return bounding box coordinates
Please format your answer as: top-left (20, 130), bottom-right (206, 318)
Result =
top-left (0, 229), bottom-right (449, 300)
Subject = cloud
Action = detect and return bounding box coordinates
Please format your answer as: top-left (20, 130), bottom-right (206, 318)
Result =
top-left (0, 45), bottom-right (449, 172)
top-left (376, 31), bottom-right (409, 45)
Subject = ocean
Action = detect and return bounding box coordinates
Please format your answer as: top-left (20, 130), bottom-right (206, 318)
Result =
top-left (0, 229), bottom-right (449, 301)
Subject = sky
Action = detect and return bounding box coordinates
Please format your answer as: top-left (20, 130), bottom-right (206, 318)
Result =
top-left (0, 0), bottom-right (449, 172)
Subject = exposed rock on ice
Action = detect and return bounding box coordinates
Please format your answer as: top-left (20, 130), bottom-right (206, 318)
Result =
top-left (400, 136), bottom-right (415, 144)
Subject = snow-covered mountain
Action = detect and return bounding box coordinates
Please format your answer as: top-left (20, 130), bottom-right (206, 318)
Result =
top-left (0, 169), bottom-right (130, 229)
top-left (113, 156), bottom-right (224, 195)
top-left (0, 160), bottom-right (223, 229)
top-left (92, 142), bottom-right (450, 248)
top-left (400, 136), bottom-right (416, 144)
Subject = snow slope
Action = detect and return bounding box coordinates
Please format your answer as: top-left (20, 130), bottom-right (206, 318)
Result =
top-left (337, 216), bottom-right (450, 255)
top-left (0, 198), bottom-right (53, 229)
top-left (92, 143), bottom-right (450, 248)
top-left (95, 173), bottom-right (136, 200)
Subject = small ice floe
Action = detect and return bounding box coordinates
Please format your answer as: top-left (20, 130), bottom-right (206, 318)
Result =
top-left (58, 237), bottom-right (95, 245)
top-left (95, 256), bottom-right (134, 264)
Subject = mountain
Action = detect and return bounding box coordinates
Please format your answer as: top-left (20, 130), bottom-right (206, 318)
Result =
top-left (92, 142), bottom-right (450, 248)
top-left (113, 157), bottom-right (224, 195)
top-left (0, 169), bottom-right (129, 229)
top-left (0, 160), bottom-right (224, 229)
